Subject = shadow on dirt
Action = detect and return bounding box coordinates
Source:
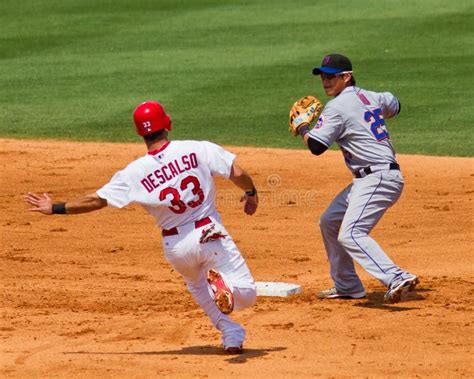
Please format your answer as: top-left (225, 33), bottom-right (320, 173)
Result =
top-left (64, 346), bottom-right (287, 364)
top-left (353, 290), bottom-right (426, 311)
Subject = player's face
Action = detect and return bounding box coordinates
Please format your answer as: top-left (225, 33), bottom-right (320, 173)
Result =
top-left (320, 73), bottom-right (351, 97)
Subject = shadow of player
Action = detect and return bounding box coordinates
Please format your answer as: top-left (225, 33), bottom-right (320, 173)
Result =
top-left (352, 290), bottom-right (426, 311)
top-left (64, 346), bottom-right (286, 364)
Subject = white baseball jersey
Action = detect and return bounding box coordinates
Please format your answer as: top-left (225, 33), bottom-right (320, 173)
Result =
top-left (308, 86), bottom-right (400, 171)
top-left (96, 140), bottom-right (236, 230)
top-left (97, 139), bottom-right (255, 349)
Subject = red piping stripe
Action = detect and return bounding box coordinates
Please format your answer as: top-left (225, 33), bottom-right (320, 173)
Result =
top-left (148, 141), bottom-right (171, 155)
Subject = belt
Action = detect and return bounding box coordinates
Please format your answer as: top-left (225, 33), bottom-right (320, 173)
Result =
top-left (162, 217), bottom-right (212, 237)
top-left (353, 163), bottom-right (400, 178)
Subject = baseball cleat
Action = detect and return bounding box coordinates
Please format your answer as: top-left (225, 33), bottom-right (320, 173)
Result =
top-left (384, 276), bottom-right (419, 304)
top-left (224, 345), bottom-right (243, 354)
top-left (317, 287), bottom-right (366, 299)
top-left (207, 269), bottom-right (234, 314)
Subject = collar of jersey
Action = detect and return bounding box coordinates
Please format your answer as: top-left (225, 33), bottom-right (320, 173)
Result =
top-left (148, 141), bottom-right (171, 155)
top-left (340, 86), bottom-right (356, 96)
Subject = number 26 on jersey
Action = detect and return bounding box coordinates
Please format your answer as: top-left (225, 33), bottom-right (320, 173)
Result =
top-left (364, 108), bottom-right (389, 141)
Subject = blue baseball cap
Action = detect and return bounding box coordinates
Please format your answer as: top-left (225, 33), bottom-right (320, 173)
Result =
top-left (312, 54), bottom-right (353, 75)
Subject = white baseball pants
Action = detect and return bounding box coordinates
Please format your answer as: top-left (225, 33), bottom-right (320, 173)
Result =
top-left (162, 216), bottom-right (256, 348)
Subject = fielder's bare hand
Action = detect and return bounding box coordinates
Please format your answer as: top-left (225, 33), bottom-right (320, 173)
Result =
top-left (25, 192), bottom-right (53, 214)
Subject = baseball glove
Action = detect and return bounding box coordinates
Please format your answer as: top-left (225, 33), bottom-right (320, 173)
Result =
top-left (288, 95), bottom-right (323, 136)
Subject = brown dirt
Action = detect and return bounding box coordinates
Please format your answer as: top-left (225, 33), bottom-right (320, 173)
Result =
top-left (1, 138), bottom-right (473, 378)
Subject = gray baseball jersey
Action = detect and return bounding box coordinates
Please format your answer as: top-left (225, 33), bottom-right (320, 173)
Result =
top-left (309, 86), bottom-right (416, 295)
top-left (308, 86), bottom-right (400, 172)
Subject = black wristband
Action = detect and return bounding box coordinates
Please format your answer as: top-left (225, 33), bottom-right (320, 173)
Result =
top-left (52, 203), bottom-right (66, 214)
top-left (245, 187), bottom-right (257, 196)
top-left (299, 124), bottom-right (310, 138)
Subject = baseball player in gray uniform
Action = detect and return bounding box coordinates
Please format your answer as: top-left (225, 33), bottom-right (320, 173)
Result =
top-left (293, 53), bottom-right (419, 303)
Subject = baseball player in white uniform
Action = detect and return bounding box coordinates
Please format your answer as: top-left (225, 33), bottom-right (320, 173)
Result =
top-left (293, 54), bottom-right (419, 303)
top-left (25, 101), bottom-right (259, 353)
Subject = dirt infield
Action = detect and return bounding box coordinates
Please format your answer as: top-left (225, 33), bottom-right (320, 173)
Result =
top-left (1, 138), bottom-right (473, 378)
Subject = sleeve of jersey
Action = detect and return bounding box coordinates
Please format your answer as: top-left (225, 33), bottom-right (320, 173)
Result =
top-left (203, 142), bottom-right (236, 178)
top-left (308, 107), bottom-right (343, 147)
top-left (96, 170), bottom-right (132, 209)
top-left (379, 92), bottom-right (400, 119)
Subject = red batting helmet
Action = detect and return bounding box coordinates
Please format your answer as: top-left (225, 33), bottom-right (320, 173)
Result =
top-left (133, 101), bottom-right (172, 136)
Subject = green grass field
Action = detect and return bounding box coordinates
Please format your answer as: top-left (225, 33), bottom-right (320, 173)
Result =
top-left (1, 0), bottom-right (473, 156)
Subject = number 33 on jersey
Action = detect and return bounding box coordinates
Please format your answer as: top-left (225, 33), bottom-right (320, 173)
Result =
top-left (97, 140), bottom-right (236, 230)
